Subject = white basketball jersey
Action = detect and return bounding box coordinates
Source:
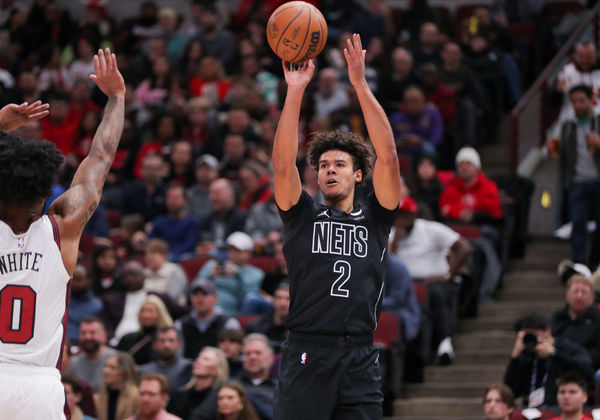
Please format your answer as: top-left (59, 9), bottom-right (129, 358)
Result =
top-left (0, 215), bottom-right (70, 369)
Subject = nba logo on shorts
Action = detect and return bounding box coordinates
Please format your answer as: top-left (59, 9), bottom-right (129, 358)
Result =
top-left (300, 352), bottom-right (307, 365)
top-left (17, 237), bottom-right (24, 248)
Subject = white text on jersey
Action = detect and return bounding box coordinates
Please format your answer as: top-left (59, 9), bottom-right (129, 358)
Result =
top-left (312, 221), bottom-right (368, 257)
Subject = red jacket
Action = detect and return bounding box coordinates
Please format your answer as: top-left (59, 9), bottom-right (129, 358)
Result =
top-left (439, 172), bottom-right (503, 220)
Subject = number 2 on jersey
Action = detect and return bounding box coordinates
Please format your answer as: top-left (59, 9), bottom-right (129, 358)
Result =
top-left (330, 260), bottom-right (351, 298)
top-left (0, 285), bottom-right (36, 344)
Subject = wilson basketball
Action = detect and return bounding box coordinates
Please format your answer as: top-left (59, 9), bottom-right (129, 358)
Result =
top-left (266, 1), bottom-right (328, 63)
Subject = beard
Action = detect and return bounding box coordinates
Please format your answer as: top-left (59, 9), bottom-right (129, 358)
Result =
top-left (80, 340), bottom-right (101, 355)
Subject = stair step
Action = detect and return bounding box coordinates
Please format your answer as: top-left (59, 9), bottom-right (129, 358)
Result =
top-left (458, 316), bottom-right (516, 332)
top-left (404, 382), bottom-right (489, 398)
top-left (454, 331), bottom-right (515, 351)
top-left (510, 256), bottom-right (562, 271)
top-left (478, 301), bottom-right (557, 317)
top-left (394, 397), bottom-right (482, 418)
top-left (496, 286), bottom-right (565, 302)
top-left (502, 271), bottom-right (559, 287)
top-left (424, 365), bottom-right (505, 383)
top-left (453, 348), bottom-right (511, 365)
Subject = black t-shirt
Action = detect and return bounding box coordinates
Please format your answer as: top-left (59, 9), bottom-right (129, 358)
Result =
top-left (279, 190), bottom-right (396, 335)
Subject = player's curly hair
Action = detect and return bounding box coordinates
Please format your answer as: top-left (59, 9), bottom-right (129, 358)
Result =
top-left (307, 130), bottom-right (373, 183)
top-left (0, 132), bottom-right (63, 207)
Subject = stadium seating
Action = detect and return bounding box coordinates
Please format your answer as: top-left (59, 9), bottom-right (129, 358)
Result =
top-left (179, 255), bottom-right (212, 283)
top-left (374, 312), bottom-right (404, 398)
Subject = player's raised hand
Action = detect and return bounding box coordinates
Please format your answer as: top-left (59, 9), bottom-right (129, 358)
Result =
top-left (282, 59), bottom-right (315, 90)
top-left (0, 100), bottom-right (49, 132)
top-left (344, 33), bottom-right (366, 87)
top-left (89, 48), bottom-right (125, 98)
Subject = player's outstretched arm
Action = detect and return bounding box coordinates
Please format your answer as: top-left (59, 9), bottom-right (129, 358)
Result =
top-left (48, 48), bottom-right (125, 274)
top-left (0, 101), bottom-right (49, 132)
top-left (344, 33), bottom-right (401, 210)
top-left (273, 59), bottom-right (314, 211)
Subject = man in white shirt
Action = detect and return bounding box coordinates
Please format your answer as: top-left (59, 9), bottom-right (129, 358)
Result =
top-left (390, 197), bottom-right (471, 364)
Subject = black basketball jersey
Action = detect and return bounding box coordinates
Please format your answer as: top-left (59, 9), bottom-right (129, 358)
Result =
top-left (279, 190), bottom-right (397, 335)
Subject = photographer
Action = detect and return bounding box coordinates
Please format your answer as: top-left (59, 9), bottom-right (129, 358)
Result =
top-left (503, 315), bottom-right (593, 408)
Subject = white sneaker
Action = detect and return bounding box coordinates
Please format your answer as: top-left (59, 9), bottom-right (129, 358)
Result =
top-left (437, 337), bottom-right (454, 365)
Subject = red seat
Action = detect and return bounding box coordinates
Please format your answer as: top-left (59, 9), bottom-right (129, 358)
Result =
top-left (542, 1), bottom-right (583, 21)
top-left (78, 234), bottom-right (95, 257)
top-left (106, 209), bottom-right (121, 229)
top-left (412, 281), bottom-right (427, 306)
top-left (373, 312), bottom-right (403, 398)
top-left (236, 314), bottom-right (260, 331)
top-left (507, 22), bottom-right (536, 45)
top-left (448, 224), bottom-right (482, 240)
top-left (248, 256), bottom-right (277, 273)
top-left (397, 153), bottom-right (412, 175)
top-left (374, 312), bottom-right (400, 349)
top-left (179, 255), bottom-right (212, 283)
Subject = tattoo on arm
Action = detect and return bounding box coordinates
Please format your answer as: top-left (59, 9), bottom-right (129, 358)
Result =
top-left (60, 96), bottom-right (124, 228)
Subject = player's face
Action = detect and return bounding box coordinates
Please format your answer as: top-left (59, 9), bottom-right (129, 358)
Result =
top-left (138, 379), bottom-right (167, 416)
top-left (217, 386), bottom-right (244, 416)
top-left (243, 340), bottom-right (273, 377)
top-left (317, 150), bottom-right (361, 205)
top-left (557, 383), bottom-right (587, 414)
top-left (103, 356), bottom-right (123, 388)
top-left (483, 389), bottom-right (511, 420)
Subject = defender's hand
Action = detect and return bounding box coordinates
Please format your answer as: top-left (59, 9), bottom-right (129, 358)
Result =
top-left (0, 101), bottom-right (49, 131)
top-left (282, 59), bottom-right (315, 90)
top-left (89, 48), bottom-right (125, 98)
top-left (344, 33), bottom-right (366, 87)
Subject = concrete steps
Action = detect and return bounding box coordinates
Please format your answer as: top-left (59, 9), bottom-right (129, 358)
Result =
top-left (393, 235), bottom-right (568, 418)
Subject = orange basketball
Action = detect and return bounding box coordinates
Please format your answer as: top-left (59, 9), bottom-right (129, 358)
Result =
top-left (266, 1), bottom-right (328, 63)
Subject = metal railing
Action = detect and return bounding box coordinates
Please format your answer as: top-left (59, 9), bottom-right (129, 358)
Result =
top-left (509, 4), bottom-right (600, 172)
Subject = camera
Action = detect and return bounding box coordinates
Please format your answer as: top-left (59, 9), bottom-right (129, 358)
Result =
top-left (522, 333), bottom-right (538, 350)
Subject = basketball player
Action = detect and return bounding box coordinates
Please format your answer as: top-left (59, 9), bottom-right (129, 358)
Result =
top-left (0, 48), bottom-right (125, 419)
top-left (273, 34), bottom-right (402, 419)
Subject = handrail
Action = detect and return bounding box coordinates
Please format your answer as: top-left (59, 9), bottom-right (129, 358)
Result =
top-left (511, 8), bottom-right (598, 118)
top-left (509, 3), bottom-right (600, 172)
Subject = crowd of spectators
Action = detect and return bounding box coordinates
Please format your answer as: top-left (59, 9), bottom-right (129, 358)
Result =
top-left (0, 0), bottom-right (593, 417)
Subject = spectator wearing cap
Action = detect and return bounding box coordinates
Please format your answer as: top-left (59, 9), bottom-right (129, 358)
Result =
top-left (440, 147), bottom-right (503, 302)
top-left (187, 154), bottom-right (220, 220)
top-left (195, 232), bottom-right (264, 316)
top-left (440, 147), bottom-right (503, 224)
top-left (550, 273), bottom-right (600, 373)
top-left (176, 277), bottom-right (241, 360)
top-left (246, 282), bottom-right (290, 353)
top-left (149, 183), bottom-right (201, 262)
top-left (390, 197), bottom-right (471, 364)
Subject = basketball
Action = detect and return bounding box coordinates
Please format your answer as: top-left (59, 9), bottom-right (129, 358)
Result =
top-left (266, 1), bottom-right (328, 63)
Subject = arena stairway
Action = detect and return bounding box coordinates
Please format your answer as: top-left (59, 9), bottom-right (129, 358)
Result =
top-left (389, 233), bottom-right (570, 419)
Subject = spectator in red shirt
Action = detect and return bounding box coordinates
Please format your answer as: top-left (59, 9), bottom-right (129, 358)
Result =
top-left (550, 372), bottom-right (593, 420)
top-left (418, 62), bottom-right (457, 129)
top-left (439, 147), bottom-right (502, 224)
top-left (40, 89), bottom-right (79, 155)
top-left (237, 160), bottom-right (272, 211)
